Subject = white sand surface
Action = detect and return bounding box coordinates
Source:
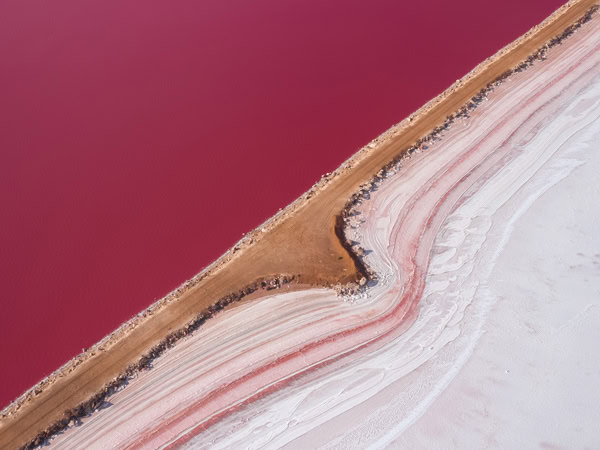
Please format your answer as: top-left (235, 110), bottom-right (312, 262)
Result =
top-left (48, 16), bottom-right (600, 450)
top-left (391, 114), bottom-right (600, 449)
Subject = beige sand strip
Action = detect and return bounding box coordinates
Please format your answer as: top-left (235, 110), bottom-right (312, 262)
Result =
top-left (1, 1), bottom-right (597, 448)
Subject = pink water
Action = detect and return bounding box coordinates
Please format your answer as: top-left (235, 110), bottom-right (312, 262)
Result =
top-left (0, 0), bottom-right (564, 408)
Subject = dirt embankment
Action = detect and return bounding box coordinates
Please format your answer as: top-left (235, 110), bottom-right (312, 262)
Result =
top-left (1, 1), bottom-right (598, 448)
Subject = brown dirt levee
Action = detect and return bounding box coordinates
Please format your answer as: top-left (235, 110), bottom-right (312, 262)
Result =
top-left (1, 0), bottom-right (598, 448)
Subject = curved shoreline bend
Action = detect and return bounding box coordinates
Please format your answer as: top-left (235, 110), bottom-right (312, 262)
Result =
top-left (1, 1), bottom-right (599, 448)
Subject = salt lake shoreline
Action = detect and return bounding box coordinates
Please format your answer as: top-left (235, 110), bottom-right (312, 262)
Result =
top-left (1, 1), bottom-right (598, 448)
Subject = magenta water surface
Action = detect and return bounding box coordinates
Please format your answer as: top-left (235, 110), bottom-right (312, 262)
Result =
top-left (0, 0), bottom-right (564, 408)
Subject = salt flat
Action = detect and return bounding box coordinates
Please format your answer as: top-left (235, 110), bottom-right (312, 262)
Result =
top-left (392, 101), bottom-right (600, 449)
top-left (46, 9), bottom-right (600, 450)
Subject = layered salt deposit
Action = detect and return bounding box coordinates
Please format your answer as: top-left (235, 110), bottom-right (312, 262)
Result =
top-left (48, 16), bottom-right (600, 450)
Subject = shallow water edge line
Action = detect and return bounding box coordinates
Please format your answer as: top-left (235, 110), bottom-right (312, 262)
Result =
top-left (1, 1), bottom-right (598, 448)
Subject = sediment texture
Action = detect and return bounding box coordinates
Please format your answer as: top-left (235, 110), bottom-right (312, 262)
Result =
top-left (4, 2), bottom-right (599, 448)
top-left (42, 8), bottom-right (600, 450)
